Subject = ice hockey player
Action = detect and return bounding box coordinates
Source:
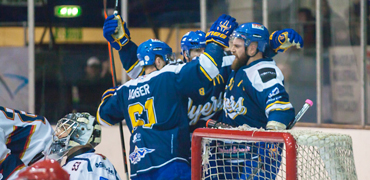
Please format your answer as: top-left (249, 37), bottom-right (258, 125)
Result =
top-left (0, 106), bottom-right (53, 180)
top-left (181, 30), bottom-right (206, 63)
top-left (208, 23), bottom-right (298, 180)
top-left (16, 159), bottom-right (69, 180)
top-left (103, 14), bottom-right (303, 133)
top-left (47, 112), bottom-right (121, 180)
top-left (99, 14), bottom-right (238, 179)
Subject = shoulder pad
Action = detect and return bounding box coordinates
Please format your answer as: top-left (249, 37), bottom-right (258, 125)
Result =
top-left (258, 67), bottom-right (277, 83)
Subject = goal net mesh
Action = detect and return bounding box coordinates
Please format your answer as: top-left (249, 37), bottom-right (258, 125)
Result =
top-left (193, 127), bottom-right (357, 180)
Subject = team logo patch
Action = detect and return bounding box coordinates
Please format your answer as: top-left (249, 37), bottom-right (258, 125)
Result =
top-left (278, 33), bottom-right (287, 44)
top-left (258, 68), bottom-right (276, 83)
top-left (252, 23), bottom-right (264, 30)
top-left (268, 87), bottom-right (280, 98)
top-left (129, 146), bottom-right (155, 164)
top-left (132, 133), bottom-right (141, 143)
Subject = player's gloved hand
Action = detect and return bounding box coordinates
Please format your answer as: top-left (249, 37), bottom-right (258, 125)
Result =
top-left (101, 86), bottom-right (117, 101)
top-left (266, 120), bottom-right (287, 130)
top-left (206, 14), bottom-right (238, 48)
top-left (103, 15), bottom-right (130, 51)
top-left (269, 28), bottom-right (304, 53)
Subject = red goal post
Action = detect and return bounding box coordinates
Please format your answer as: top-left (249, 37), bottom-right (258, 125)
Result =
top-left (191, 127), bottom-right (357, 180)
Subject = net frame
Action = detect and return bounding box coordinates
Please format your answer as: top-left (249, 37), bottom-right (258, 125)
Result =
top-left (191, 128), bottom-right (357, 180)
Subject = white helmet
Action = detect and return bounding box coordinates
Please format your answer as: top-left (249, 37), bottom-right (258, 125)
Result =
top-left (47, 112), bottom-right (101, 160)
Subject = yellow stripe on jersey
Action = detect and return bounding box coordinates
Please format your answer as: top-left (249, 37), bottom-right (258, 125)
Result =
top-left (266, 101), bottom-right (291, 110)
top-left (269, 107), bottom-right (292, 112)
top-left (237, 80), bottom-right (243, 87)
top-left (0, 153), bottom-right (9, 164)
top-left (126, 60), bottom-right (140, 73)
top-left (200, 66), bottom-right (212, 81)
top-left (204, 52), bottom-right (217, 67)
top-left (96, 102), bottom-right (114, 126)
top-left (139, 68), bottom-right (145, 76)
top-left (219, 74), bottom-right (224, 83)
top-left (102, 89), bottom-right (115, 101)
top-left (20, 125), bottom-right (36, 159)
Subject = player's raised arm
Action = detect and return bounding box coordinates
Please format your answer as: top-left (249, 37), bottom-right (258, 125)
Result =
top-left (174, 14), bottom-right (238, 97)
top-left (103, 15), bottom-right (143, 79)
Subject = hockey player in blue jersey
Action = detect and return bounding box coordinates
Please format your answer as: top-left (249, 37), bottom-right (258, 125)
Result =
top-left (181, 30), bottom-right (206, 63)
top-left (207, 23), bottom-right (298, 180)
top-left (100, 14), bottom-right (238, 179)
top-left (103, 14), bottom-right (303, 133)
top-left (47, 112), bottom-right (121, 180)
top-left (224, 23), bottom-right (295, 133)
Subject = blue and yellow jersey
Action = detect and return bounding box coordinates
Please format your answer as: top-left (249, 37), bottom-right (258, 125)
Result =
top-left (97, 43), bottom-right (224, 177)
top-left (118, 42), bottom-right (280, 131)
top-left (219, 58), bottom-right (295, 128)
top-left (0, 106), bottom-right (53, 179)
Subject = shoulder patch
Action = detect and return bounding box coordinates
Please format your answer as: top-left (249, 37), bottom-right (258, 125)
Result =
top-left (258, 68), bottom-right (276, 83)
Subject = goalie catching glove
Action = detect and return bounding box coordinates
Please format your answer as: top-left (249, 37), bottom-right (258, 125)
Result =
top-left (269, 28), bottom-right (304, 53)
top-left (206, 14), bottom-right (238, 48)
top-left (103, 15), bottom-right (130, 51)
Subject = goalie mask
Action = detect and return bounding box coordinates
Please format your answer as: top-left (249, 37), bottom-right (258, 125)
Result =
top-left (47, 112), bottom-right (101, 160)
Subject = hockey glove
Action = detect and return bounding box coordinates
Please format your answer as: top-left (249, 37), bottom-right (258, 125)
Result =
top-left (269, 28), bottom-right (304, 53)
top-left (101, 86), bottom-right (117, 101)
top-left (103, 15), bottom-right (130, 51)
top-left (266, 120), bottom-right (287, 130)
top-left (206, 14), bottom-right (238, 48)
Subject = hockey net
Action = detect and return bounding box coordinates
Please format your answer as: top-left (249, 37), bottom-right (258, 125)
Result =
top-left (191, 126), bottom-right (357, 180)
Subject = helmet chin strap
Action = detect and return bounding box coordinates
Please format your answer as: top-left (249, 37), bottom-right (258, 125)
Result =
top-left (185, 50), bottom-right (191, 62)
top-left (154, 58), bottom-right (160, 70)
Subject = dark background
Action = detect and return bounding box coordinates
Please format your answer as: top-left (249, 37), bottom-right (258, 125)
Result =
top-left (0, 0), bottom-right (201, 27)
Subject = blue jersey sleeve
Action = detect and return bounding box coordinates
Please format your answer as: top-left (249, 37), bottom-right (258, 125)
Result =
top-left (97, 88), bottom-right (125, 126)
top-left (118, 41), bottom-right (144, 79)
top-left (247, 66), bottom-right (295, 127)
top-left (263, 45), bottom-right (278, 58)
top-left (174, 43), bottom-right (224, 98)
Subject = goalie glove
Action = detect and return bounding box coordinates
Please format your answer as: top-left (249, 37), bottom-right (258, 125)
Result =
top-left (269, 28), bottom-right (304, 53)
top-left (103, 15), bottom-right (130, 51)
top-left (206, 14), bottom-right (238, 48)
top-left (266, 121), bottom-right (287, 130)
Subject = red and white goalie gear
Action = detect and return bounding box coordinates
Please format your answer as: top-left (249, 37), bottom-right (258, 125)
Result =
top-left (63, 152), bottom-right (121, 180)
top-left (0, 106), bottom-right (53, 180)
top-left (16, 159), bottom-right (69, 180)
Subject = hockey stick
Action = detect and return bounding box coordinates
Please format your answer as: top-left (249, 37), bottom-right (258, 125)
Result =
top-left (103, 0), bottom-right (129, 178)
top-left (287, 99), bottom-right (313, 129)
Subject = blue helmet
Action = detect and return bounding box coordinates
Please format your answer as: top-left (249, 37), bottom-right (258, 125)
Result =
top-left (137, 39), bottom-right (173, 66)
top-left (181, 31), bottom-right (206, 58)
top-left (230, 22), bottom-right (269, 53)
